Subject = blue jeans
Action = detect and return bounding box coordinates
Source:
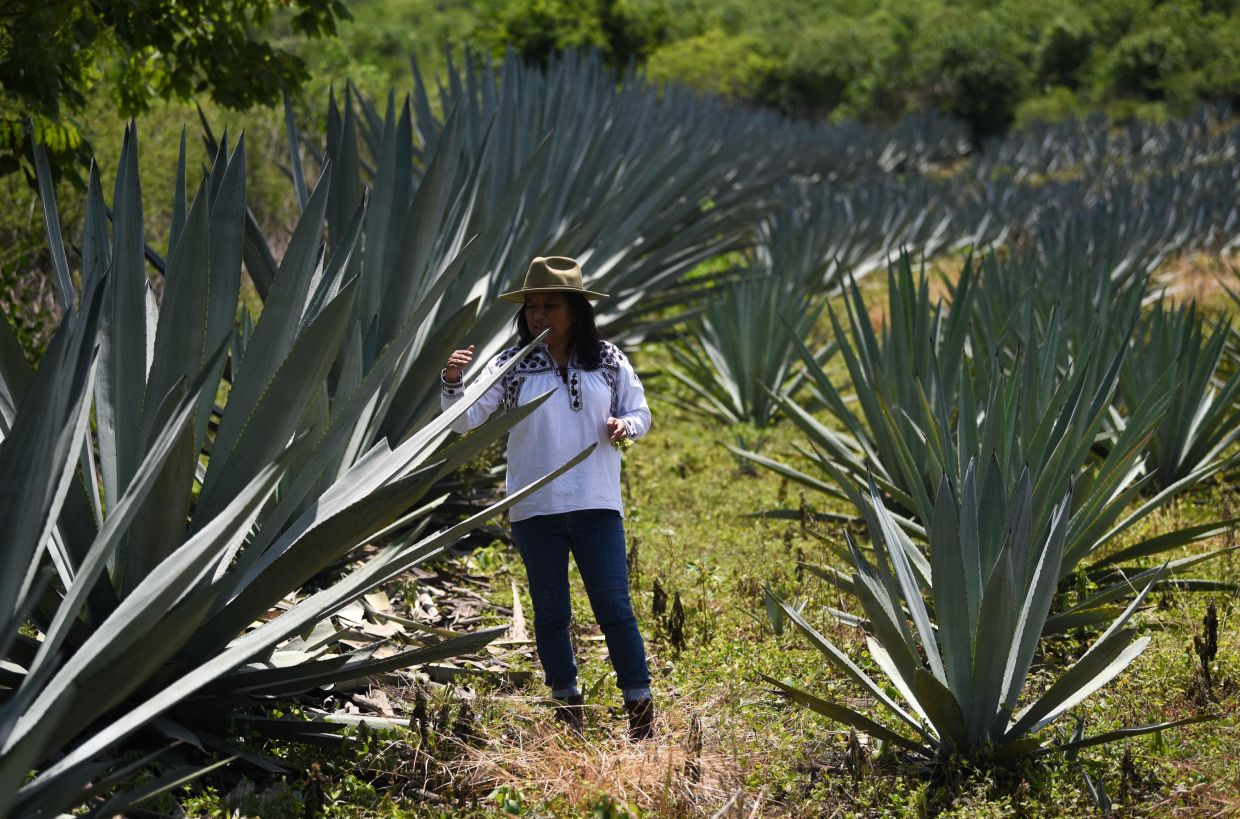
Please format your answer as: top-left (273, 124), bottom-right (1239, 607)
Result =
top-left (510, 509), bottom-right (650, 695)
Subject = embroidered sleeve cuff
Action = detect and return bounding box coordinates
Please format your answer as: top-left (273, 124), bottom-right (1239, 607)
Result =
top-left (623, 418), bottom-right (636, 439)
top-left (441, 369), bottom-right (464, 398)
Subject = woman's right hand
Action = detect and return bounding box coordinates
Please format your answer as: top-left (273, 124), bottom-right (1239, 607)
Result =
top-left (444, 345), bottom-right (475, 383)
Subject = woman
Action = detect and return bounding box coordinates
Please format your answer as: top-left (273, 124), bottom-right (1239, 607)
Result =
top-left (440, 255), bottom-right (655, 740)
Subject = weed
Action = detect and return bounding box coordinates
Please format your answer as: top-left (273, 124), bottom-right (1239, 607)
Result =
top-left (667, 591), bottom-right (687, 652)
top-left (1193, 601), bottom-right (1220, 701)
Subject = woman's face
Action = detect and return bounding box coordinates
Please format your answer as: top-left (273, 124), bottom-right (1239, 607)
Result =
top-left (524, 293), bottom-right (572, 349)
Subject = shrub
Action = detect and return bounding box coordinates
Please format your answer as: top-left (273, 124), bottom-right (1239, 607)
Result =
top-left (644, 29), bottom-right (778, 101)
top-left (918, 10), bottom-right (1033, 141)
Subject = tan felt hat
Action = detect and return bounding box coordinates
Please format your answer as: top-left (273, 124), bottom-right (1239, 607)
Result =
top-left (498, 256), bottom-right (609, 303)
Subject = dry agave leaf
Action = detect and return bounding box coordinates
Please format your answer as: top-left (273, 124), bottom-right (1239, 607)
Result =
top-left (336, 601), bottom-right (367, 627)
top-left (351, 689), bottom-right (395, 717)
top-left (360, 619), bottom-right (404, 638)
top-left (364, 589), bottom-right (392, 612)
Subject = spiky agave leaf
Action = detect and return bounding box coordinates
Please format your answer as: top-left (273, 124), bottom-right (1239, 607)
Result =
top-left (1120, 300), bottom-right (1240, 490)
top-left (742, 251), bottom-right (1233, 617)
top-left (766, 466), bottom-right (1204, 762)
top-left (0, 125), bottom-right (593, 816)
top-left (665, 190), bottom-right (836, 426)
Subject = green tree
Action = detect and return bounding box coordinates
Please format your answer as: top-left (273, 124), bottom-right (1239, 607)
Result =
top-left (474, 0), bottom-right (670, 68)
top-left (0, 0), bottom-right (350, 183)
top-left (645, 28), bottom-right (777, 101)
top-left (781, 19), bottom-right (877, 118)
top-left (917, 9), bottom-right (1032, 141)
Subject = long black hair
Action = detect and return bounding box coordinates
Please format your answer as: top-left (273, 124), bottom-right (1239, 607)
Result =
top-left (514, 292), bottom-right (603, 370)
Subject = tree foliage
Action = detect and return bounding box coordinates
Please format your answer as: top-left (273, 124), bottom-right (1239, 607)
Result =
top-left (469, 0), bottom-right (1240, 138)
top-left (0, 0), bottom-right (350, 183)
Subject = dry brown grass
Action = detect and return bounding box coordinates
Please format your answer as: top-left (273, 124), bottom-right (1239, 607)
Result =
top-left (1151, 252), bottom-right (1240, 313)
top-left (443, 689), bottom-right (767, 817)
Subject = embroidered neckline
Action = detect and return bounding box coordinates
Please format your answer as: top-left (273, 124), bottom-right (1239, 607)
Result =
top-left (498, 341), bottom-right (627, 414)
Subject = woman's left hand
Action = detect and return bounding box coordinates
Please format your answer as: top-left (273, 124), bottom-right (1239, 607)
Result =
top-left (606, 417), bottom-right (628, 442)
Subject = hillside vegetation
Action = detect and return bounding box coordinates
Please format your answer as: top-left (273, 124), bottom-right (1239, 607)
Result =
top-left (293, 0), bottom-right (1240, 139)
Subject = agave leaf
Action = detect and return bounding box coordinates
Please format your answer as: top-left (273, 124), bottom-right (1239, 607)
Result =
top-left (958, 459), bottom-right (982, 627)
top-left (1060, 550), bottom-right (1230, 616)
top-left (223, 286), bottom-right (483, 578)
top-left (284, 91), bottom-right (309, 210)
top-left (912, 668), bottom-right (969, 751)
top-left (192, 464), bottom-right (451, 649)
top-left (875, 398), bottom-right (935, 525)
top-left (929, 476), bottom-right (972, 703)
top-left (0, 682), bottom-right (76, 819)
top-left (37, 582), bottom-right (224, 758)
top-left (773, 391), bottom-right (873, 479)
top-left (358, 92), bottom-right (411, 327)
top-left (1037, 714), bottom-right (1216, 757)
top-left (30, 130), bottom-right (76, 312)
top-left (865, 636), bottom-right (934, 733)
top-left (967, 536), bottom-right (1016, 747)
top-left (97, 122), bottom-right (149, 503)
top-left (801, 562), bottom-right (857, 596)
top-left (81, 163), bottom-right (111, 298)
top-left (23, 440), bottom-right (595, 799)
top-left (1042, 607), bottom-right (1131, 634)
top-left (1008, 633), bottom-right (1149, 740)
top-left (197, 134), bottom-right (247, 448)
top-left (869, 477), bottom-right (944, 682)
top-left (1089, 518), bottom-right (1239, 571)
top-left (225, 626), bottom-right (506, 695)
top-left (225, 714), bottom-right (348, 745)
top-left (84, 756), bottom-right (239, 819)
top-left (725, 445), bottom-right (844, 500)
top-left (303, 195), bottom-right (367, 336)
top-left (326, 88), bottom-right (363, 285)
top-left (1001, 491), bottom-right (1070, 709)
top-left (25, 343), bottom-right (229, 686)
top-left (0, 277), bottom-right (104, 624)
top-left (169, 129), bottom-right (187, 257)
top-left (222, 159), bottom-right (332, 423)
top-left (845, 533), bottom-right (923, 691)
top-left (195, 275), bottom-right (359, 524)
top-left (760, 674), bottom-right (927, 755)
top-left (774, 590), bottom-right (930, 741)
top-left (5, 455), bottom-right (288, 756)
top-left (1088, 458), bottom-right (1235, 564)
top-left (122, 176), bottom-right (213, 592)
top-left (0, 306), bottom-right (32, 435)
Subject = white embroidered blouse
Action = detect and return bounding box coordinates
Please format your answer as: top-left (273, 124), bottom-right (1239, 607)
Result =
top-left (440, 340), bottom-right (651, 522)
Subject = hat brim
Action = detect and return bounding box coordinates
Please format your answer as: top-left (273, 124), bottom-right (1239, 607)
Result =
top-left (498, 285), bottom-right (609, 303)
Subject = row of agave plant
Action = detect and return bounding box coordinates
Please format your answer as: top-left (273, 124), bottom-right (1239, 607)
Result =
top-left (671, 164), bottom-right (1240, 428)
top-left (0, 51), bottom-right (853, 817)
top-left (728, 249), bottom-right (1239, 763)
top-left (3, 47), bottom-right (1237, 813)
top-left (0, 124), bottom-right (606, 817)
top-left (667, 102), bottom-right (1240, 429)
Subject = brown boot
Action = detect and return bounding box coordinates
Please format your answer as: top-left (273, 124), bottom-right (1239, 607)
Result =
top-left (554, 695), bottom-right (584, 733)
top-left (625, 697), bottom-right (655, 740)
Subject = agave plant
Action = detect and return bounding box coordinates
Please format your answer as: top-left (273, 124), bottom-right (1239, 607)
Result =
top-left (0, 127), bottom-right (592, 817)
top-left (266, 51), bottom-right (832, 374)
top-left (763, 472), bottom-right (1210, 763)
top-left (1120, 299), bottom-right (1240, 490)
top-left (733, 254), bottom-right (974, 513)
top-left (664, 193), bottom-right (837, 426)
top-left (195, 51), bottom-right (827, 453)
top-left (739, 253), bottom-right (1234, 627)
top-left (968, 243), bottom-right (1147, 370)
